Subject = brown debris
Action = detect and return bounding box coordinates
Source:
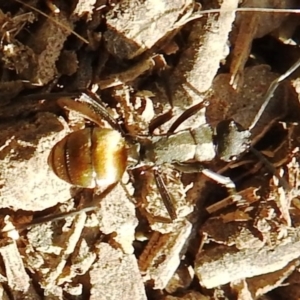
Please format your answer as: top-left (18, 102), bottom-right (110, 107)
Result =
top-left (0, 286), bottom-right (10, 300)
top-left (165, 263), bottom-right (195, 294)
top-left (139, 220), bottom-right (192, 289)
top-left (0, 238), bottom-right (40, 299)
top-left (27, 12), bottom-right (73, 85)
top-left (24, 210), bottom-right (87, 289)
top-left (195, 224), bottom-right (300, 289)
top-left (98, 55), bottom-right (158, 90)
top-left (230, 0), bottom-right (296, 87)
top-left (164, 291), bottom-right (210, 300)
top-left (136, 166), bottom-right (194, 233)
top-left (95, 182), bottom-right (138, 254)
top-left (0, 112), bottom-right (71, 211)
top-left (0, 81), bottom-right (25, 105)
top-left (0, 1), bottom-right (300, 299)
top-left (206, 186), bottom-right (260, 214)
top-left (171, 0), bottom-right (239, 105)
top-left (71, 0), bottom-right (98, 19)
top-left (104, 0), bottom-right (194, 60)
top-left (89, 242), bottom-right (147, 300)
top-left (245, 260), bottom-right (299, 299)
top-left (0, 238), bottom-right (29, 291)
top-left (113, 86), bottom-right (156, 136)
top-left (161, 0), bottom-right (240, 133)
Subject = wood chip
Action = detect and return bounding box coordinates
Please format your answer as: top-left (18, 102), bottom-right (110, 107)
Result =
top-left (0, 112), bottom-right (71, 211)
top-left (89, 242), bottom-right (147, 300)
top-left (195, 226), bottom-right (300, 288)
top-left (0, 238), bottom-right (40, 299)
top-left (170, 0), bottom-right (239, 108)
top-left (25, 12), bottom-right (73, 84)
top-left (104, 0), bottom-right (193, 59)
top-left (95, 182), bottom-right (138, 254)
top-left (245, 259), bottom-right (299, 298)
top-left (139, 220), bottom-right (192, 289)
top-left (230, 0), bottom-right (293, 87)
top-left (24, 212), bottom-right (87, 289)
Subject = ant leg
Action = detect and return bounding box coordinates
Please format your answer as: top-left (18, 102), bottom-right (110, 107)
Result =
top-left (173, 162), bottom-right (240, 201)
top-left (5, 183), bottom-right (118, 234)
top-left (13, 205), bottom-right (97, 233)
top-left (201, 168), bottom-right (236, 190)
top-left (167, 101), bottom-right (210, 134)
top-left (153, 167), bottom-right (178, 221)
top-left (57, 92), bottom-right (123, 133)
top-left (132, 164), bottom-right (188, 223)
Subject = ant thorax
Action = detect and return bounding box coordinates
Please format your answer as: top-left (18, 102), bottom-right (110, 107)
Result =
top-left (144, 125), bottom-right (216, 165)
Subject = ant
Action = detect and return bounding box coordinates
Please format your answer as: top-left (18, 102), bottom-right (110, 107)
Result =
top-left (6, 50), bottom-right (299, 234)
top-left (45, 90), bottom-right (253, 222)
top-left (10, 52), bottom-right (298, 233)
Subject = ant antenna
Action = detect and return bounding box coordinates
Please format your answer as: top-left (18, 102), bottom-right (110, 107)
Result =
top-left (249, 57), bottom-right (300, 131)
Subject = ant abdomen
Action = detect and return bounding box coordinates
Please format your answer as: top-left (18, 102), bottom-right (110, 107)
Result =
top-left (48, 127), bottom-right (127, 189)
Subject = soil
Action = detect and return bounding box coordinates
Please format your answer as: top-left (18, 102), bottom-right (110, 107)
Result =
top-left (0, 1), bottom-right (300, 299)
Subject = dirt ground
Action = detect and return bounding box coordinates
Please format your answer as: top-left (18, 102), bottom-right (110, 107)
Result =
top-left (1, 0), bottom-right (300, 299)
